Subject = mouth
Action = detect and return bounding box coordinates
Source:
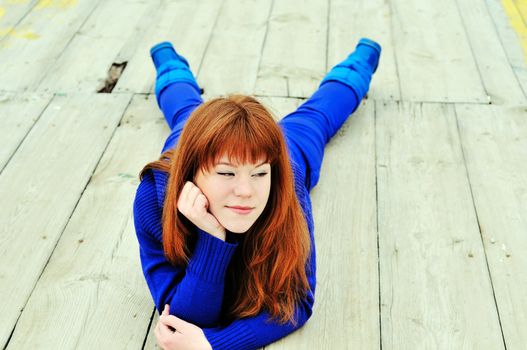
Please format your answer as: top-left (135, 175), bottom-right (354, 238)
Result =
top-left (226, 206), bottom-right (254, 215)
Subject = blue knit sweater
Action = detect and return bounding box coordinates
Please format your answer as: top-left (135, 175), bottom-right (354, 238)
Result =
top-left (133, 155), bottom-right (317, 349)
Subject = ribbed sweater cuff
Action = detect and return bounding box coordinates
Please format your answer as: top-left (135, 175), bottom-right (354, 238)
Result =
top-left (203, 321), bottom-right (258, 350)
top-left (186, 229), bottom-right (238, 283)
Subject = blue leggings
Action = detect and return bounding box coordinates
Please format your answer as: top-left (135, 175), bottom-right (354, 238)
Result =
top-left (158, 81), bottom-right (359, 193)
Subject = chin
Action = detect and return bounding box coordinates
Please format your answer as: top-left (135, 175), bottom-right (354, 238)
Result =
top-left (223, 223), bottom-right (253, 234)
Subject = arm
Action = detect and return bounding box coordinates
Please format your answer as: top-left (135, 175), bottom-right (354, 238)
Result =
top-left (133, 172), bottom-right (238, 327)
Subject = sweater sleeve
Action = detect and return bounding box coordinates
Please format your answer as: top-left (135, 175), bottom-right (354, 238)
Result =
top-left (133, 173), bottom-right (238, 327)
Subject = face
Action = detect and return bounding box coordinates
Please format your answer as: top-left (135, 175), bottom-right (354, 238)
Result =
top-left (193, 154), bottom-right (272, 234)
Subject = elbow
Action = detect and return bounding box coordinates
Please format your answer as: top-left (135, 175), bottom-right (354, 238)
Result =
top-left (294, 291), bottom-right (315, 329)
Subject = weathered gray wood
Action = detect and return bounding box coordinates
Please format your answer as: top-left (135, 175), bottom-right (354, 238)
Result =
top-left (376, 101), bottom-right (504, 348)
top-left (485, 0), bottom-right (527, 98)
top-left (37, 0), bottom-right (152, 93)
top-left (199, 0), bottom-right (272, 100)
top-left (0, 0), bottom-right (37, 37)
top-left (268, 100), bottom-right (379, 349)
top-left (6, 94), bottom-right (163, 349)
top-left (254, 0), bottom-right (328, 98)
top-left (455, 0), bottom-right (526, 104)
top-left (327, 0), bottom-right (400, 101)
top-left (0, 92), bottom-right (52, 172)
top-left (455, 103), bottom-right (527, 349)
top-left (0, 0), bottom-right (103, 91)
top-left (390, 0), bottom-right (488, 103)
top-left (0, 93), bottom-right (131, 348)
top-left (257, 95), bottom-right (303, 122)
top-left (114, 0), bottom-right (222, 95)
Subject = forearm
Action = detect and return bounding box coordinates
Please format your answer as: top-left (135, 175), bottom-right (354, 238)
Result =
top-left (167, 229), bottom-right (236, 326)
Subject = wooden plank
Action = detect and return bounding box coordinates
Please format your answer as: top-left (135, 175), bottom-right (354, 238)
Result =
top-left (7, 94), bottom-right (163, 348)
top-left (0, 92), bottom-right (52, 172)
top-left (0, 0), bottom-right (103, 91)
top-left (0, 0), bottom-right (37, 38)
top-left (198, 0), bottom-right (272, 100)
top-left (390, 0), bottom-right (487, 103)
top-left (0, 93), bottom-right (131, 348)
top-left (36, 0), bottom-right (152, 93)
top-left (456, 0), bottom-right (526, 104)
top-left (268, 100), bottom-right (379, 349)
top-left (327, 0), bottom-right (400, 101)
top-left (113, 0), bottom-right (222, 95)
top-left (486, 0), bottom-right (527, 97)
top-left (376, 101), bottom-right (504, 348)
top-left (455, 103), bottom-right (527, 349)
top-left (254, 0), bottom-right (328, 98)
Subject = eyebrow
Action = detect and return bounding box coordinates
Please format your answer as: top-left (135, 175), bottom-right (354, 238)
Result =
top-left (217, 161), bottom-right (268, 168)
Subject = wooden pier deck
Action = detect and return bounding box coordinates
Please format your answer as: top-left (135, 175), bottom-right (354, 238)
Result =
top-left (0, 0), bottom-right (526, 348)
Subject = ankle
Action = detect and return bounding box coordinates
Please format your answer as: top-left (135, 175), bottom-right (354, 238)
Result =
top-left (150, 41), bottom-right (184, 71)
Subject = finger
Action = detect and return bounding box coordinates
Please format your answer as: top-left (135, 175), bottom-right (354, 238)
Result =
top-left (154, 322), bottom-right (162, 345)
top-left (158, 317), bottom-right (177, 338)
top-left (177, 182), bottom-right (190, 210)
top-left (184, 181), bottom-right (199, 199)
top-left (194, 193), bottom-right (208, 211)
top-left (188, 185), bottom-right (201, 208)
top-left (163, 315), bottom-right (191, 333)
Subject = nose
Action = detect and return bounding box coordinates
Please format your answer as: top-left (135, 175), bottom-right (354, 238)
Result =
top-left (233, 175), bottom-right (253, 197)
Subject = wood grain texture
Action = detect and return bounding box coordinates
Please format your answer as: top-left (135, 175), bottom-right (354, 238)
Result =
top-left (456, 103), bottom-right (527, 349)
top-left (113, 0), bottom-right (222, 95)
top-left (376, 101), bottom-right (504, 349)
top-left (198, 0), bottom-right (272, 99)
top-left (0, 0), bottom-right (103, 91)
top-left (36, 0), bottom-right (152, 93)
top-left (0, 93), bottom-right (131, 348)
top-left (486, 0), bottom-right (527, 98)
top-left (0, 92), bottom-right (52, 172)
top-left (254, 0), bottom-right (327, 98)
top-left (455, 0), bottom-right (526, 104)
top-left (390, 0), bottom-right (488, 102)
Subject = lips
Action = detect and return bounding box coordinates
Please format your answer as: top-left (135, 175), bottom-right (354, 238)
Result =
top-left (227, 206), bottom-right (254, 215)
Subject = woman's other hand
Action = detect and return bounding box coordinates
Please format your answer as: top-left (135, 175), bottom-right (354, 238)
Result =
top-left (177, 181), bottom-right (226, 241)
top-left (155, 304), bottom-right (213, 350)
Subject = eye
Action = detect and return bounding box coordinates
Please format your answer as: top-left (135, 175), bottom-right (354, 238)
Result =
top-left (217, 172), bottom-right (234, 177)
top-left (254, 172), bottom-right (268, 177)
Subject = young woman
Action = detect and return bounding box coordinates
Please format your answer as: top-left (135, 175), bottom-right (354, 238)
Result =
top-left (133, 38), bottom-right (381, 350)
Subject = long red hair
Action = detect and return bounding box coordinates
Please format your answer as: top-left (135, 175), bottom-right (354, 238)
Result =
top-left (139, 95), bottom-right (311, 325)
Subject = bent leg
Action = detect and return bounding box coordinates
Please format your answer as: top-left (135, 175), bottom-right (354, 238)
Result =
top-left (279, 38), bottom-right (381, 192)
top-left (158, 81), bottom-right (203, 153)
top-left (279, 81), bottom-right (359, 192)
top-left (149, 42), bottom-right (204, 153)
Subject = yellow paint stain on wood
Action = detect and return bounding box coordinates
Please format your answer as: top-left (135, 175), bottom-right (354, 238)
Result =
top-left (35, 0), bottom-right (78, 10)
top-left (502, 0), bottom-right (527, 62)
top-left (0, 27), bottom-right (39, 39)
